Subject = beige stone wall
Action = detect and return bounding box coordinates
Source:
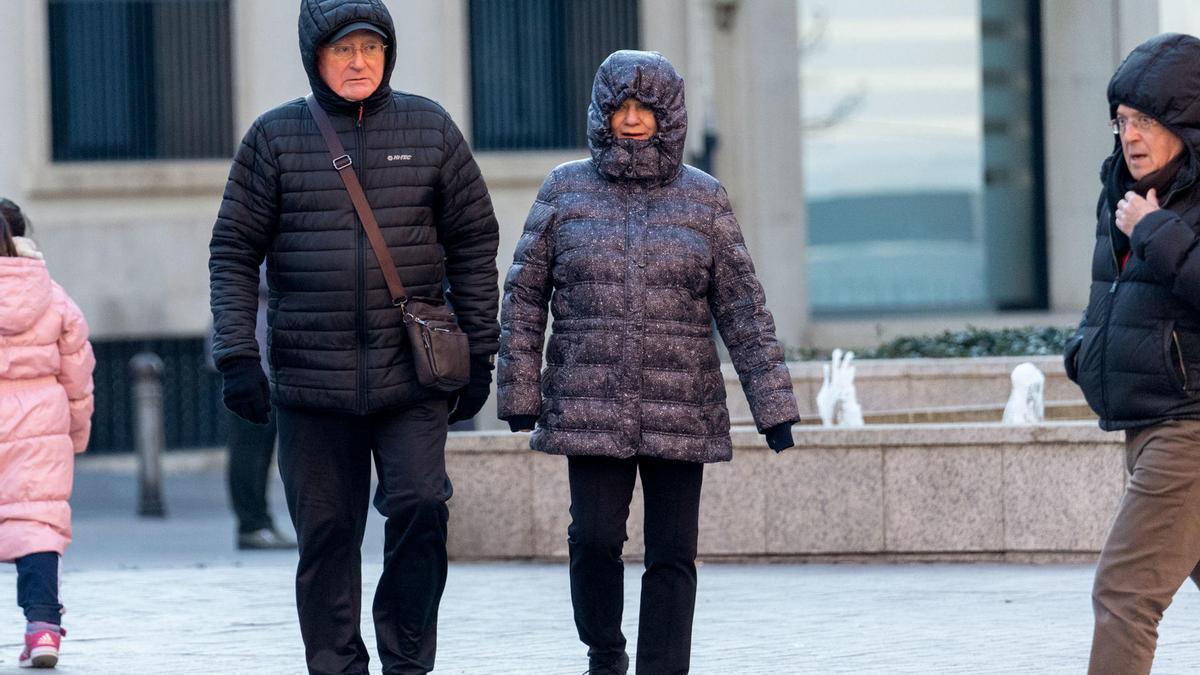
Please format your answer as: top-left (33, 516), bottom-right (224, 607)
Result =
top-left (444, 422), bottom-right (1123, 561)
top-left (0, 0), bottom-right (1182, 348)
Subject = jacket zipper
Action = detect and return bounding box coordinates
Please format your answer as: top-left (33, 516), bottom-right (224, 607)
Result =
top-left (355, 103), bottom-right (367, 414)
top-left (1173, 329), bottom-right (1188, 390)
top-left (1098, 209), bottom-right (1123, 420)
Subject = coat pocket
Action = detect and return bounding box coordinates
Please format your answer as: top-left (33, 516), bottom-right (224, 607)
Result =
top-left (1170, 325), bottom-right (1200, 393)
top-left (1064, 335), bottom-right (1083, 382)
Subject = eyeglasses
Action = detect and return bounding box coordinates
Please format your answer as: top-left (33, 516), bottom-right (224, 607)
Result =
top-left (322, 42), bottom-right (387, 62)
top-left (1110, 114), bottom-right (1159, 135)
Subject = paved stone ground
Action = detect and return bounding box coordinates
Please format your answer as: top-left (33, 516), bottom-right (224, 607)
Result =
top-left (1, 454), bottom-right (1198, 674)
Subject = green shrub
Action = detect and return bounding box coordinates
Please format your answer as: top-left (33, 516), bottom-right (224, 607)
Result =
top-left (782, 326), bottom-right (1076, 361)
top-left (863, 325), bottom-right (1075, 359)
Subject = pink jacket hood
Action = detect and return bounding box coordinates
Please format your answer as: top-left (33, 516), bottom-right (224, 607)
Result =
top-left (0, 257), bottom-right (53, 336)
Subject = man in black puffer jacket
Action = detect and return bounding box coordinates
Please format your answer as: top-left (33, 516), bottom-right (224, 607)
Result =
top-left (208, 1), bottom-right (498, 673)
top-left (1064, 33), bottom-right (1200, 675)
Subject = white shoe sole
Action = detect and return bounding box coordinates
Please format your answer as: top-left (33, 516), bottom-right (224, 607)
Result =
top-left (19, 646), bottom-right (58, 668)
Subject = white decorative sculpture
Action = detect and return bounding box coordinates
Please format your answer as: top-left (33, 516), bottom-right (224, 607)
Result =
top-left (1002, 362), bottom-right (1045, 425)
top-left (816, 349), bottom-right (865, 427)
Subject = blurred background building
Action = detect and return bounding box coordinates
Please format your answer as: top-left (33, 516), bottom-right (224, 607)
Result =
top-left (0, 0), bottom-right (1195, 449)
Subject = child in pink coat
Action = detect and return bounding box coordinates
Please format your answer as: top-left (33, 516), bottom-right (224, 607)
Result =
top-left (0, 207), bottom-right (94, 668)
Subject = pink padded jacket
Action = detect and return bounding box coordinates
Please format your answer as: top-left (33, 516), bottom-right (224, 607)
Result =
top-left (0, 257), bottom-right (95, 562)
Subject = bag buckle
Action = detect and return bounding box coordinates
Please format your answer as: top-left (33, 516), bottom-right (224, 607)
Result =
top-left (332, 154), bottom-right (352, 170)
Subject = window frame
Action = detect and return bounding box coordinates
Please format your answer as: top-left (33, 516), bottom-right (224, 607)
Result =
top-left (26, 0), bottom-right (230, 198)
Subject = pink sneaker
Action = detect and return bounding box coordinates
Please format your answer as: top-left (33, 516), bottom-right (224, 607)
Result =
top-left (18, 625), bottom-right (63, 669)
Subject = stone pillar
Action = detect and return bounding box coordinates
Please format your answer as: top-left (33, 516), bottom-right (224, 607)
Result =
top-left (1158, 0), bottom-right (1200, 35)
top-left (1043, 1), bottom-right (1162, 315)
top-left (0, 2), bottom-right (27, 198)
top-left (712, 0), bottom-right (807, 348)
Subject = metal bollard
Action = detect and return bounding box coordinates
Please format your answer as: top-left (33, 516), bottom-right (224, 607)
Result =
top-left (129, 352), bottom-right (167, 517)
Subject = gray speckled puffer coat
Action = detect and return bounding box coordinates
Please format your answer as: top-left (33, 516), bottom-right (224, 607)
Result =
top-left (496, 50), bottom-right (799, 463)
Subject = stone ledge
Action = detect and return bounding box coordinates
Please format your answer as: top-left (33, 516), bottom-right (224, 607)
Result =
top-left (725, 356), bottom-right (1082, 418)
top-left (444, 422), bottom-right (1125, 561)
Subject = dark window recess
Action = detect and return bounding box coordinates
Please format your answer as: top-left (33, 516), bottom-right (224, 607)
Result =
top-left (980, 0), bottom-right (1046, 310)
top-left (469, 0), bottom-right (639, 150)
top-left (48, 0), bottom-right (234, 161)
top-left (89, 337), bottom-right (224, 453)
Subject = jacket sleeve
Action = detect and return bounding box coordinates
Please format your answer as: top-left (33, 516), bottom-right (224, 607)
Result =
top-left (1131, 207), bottom-right (1200, 313)
top-left (496, 180), bottom-right (557, 420)
top-left (437, 114), bottom-right (500, 357)
top-left (53, 284), bottom-right (95, 454)
top-left (208, 118), bottom-right (278, 372)
top-left (708, 187), bottom-right (800, 433)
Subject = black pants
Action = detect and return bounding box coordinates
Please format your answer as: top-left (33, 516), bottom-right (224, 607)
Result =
top-left (224, 404), bottom-right (277, 533)
top-left (276, 400), bottom-right (451, 675)
top-left (567, 455), bottom-right (704, 675)
top-left (15, 552), bottom-right (60, 625)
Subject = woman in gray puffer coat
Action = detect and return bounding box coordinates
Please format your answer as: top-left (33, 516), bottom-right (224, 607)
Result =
top-left (497, 50), bottom-right (800, 675)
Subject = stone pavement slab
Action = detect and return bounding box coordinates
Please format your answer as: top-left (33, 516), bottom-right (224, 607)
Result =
top-left (1, 454), bottom-right (1197, 673)
top-left (3, 562), bottom-right (1200, 674)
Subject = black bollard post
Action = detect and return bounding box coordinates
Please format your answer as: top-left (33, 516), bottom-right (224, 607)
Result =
top-left (129, 352), bottom-right (167, 517)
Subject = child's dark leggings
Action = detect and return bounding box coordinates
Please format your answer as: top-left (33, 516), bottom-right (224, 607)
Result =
top-left (16, 552), bottom-right (61, 625)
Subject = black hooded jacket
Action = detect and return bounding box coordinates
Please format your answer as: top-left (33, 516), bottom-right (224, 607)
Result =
top-left (209, 0), bottom-right (499, 413)
top-left (496, 51), bottom-right (799, 462)
top-left (1065, 33), bottom-right (1200, 430)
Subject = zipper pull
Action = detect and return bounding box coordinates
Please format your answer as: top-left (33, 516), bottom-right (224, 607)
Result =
top-left (357, 104), bottom-right (364, 127)
top-left (1109, 278), bottom-right (1119, 293)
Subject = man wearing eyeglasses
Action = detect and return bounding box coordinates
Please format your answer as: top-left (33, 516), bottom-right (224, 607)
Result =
top-left (208, 1), bottom-right (499, 673)
top-left (1063, 32), bottom-right (1200, 675)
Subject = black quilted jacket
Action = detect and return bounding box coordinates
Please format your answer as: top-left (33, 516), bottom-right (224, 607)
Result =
top-left (496, 51), bottom-right (799, 462)
top-left (209, 0), bottom-right (499, 414)
top-left (1065, 33), bottom-right (1200, 430)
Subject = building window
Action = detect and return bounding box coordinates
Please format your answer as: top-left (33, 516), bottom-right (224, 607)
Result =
top-left (48, 0), bottom-right (234, 162)
top-left (468, 0), bottom-right (640, 150)
top-left (801, 0), bottom-right (1045, 314)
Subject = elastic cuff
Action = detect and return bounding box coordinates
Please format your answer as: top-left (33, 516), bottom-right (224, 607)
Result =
top-left (24, 607), bottom-right (63, 625)
top-left (505, 415), bottom-right (538, 432)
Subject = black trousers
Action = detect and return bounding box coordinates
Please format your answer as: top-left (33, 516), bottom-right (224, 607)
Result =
top-left (276, 400), bottom-right (451, 675)
top-left (224, 404), bottom-right (277, 533)
top-left (567, 455), bottom-right (704, 675)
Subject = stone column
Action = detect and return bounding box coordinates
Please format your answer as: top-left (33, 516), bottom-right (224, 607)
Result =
top-left (712, 0), bottom-right (808, 348)
top-left (1158, 0), bottom-right (1200, 36)
top-left (1042, 0), bottom-right (1162, 315)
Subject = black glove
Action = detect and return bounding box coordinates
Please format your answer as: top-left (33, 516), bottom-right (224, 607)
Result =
top-left (221, 357), bottom-right (270, 425)
top-left (765, 423), bottom-right (795, 453)
top-left (504, 415), bottom-right (538, 433)
top-left (448, 355), bottom-right (494, 425)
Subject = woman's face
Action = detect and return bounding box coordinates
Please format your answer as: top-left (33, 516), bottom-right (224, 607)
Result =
top-left (1117, 104), bottom-right (1185, 180)
top-left (610, 98), bottom-right (657, 140)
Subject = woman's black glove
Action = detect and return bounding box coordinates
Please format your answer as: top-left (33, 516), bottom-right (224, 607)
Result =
top-left (220, 357), bottom-right (271, 425)
top-left (448, 355), bottom-right (495, 424)
top-left (504, 415), bottom-right (538, 432)
top-left (764, 423), bottom-right (795, 453)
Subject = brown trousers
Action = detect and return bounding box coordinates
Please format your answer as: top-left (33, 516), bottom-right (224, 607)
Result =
top-left (1089, 419), bottom-right (1200, 675)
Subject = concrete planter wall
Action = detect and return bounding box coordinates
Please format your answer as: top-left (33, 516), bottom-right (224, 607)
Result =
top-left (444, 421), bottom-right (1124, 562)
top-left (725, 355), bottom-right (1078, 422)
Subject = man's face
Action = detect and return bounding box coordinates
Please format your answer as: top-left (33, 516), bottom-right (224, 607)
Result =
top-left (1117, 104), bottom-right (1184, 180)
top-left (317, 30), bottom-right (386, 102)
top-left (609, 98), bottom-right (657, 140)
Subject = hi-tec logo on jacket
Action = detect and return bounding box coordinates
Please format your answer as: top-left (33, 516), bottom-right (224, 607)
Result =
top-left (387, 154), bottom-right (413, 162)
